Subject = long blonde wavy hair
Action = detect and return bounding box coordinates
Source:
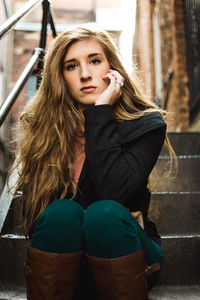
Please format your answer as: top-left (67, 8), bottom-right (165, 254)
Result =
top-left (9, 26), bottom-right (175, 236)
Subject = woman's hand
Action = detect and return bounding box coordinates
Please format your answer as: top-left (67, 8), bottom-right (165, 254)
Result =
top-left (95, 69), bottom-right (124, 106)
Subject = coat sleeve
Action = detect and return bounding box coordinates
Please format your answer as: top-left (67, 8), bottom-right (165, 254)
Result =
top-left (83, 104), bottom-right (166, 205)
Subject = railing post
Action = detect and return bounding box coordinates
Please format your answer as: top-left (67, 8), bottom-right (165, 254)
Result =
top-left (49, 7), bottom-right (57, 38)
top-left (40, 0), bottom-right (50, 50)
top-left (36, 0), bottom-right (57, 87)
top-left (36, 0), bottom-right (49, 87)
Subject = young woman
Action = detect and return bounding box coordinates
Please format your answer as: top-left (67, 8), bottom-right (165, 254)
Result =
top-left (11, 26), bottom-right (173, 299)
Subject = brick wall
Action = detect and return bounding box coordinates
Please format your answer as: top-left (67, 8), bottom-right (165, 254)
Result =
top-left (173, 0), bottom-right (189, 131)
top-left (134, 0), bottom-right (190, 131)
top-left (158, 0), bottom-right (189, 131)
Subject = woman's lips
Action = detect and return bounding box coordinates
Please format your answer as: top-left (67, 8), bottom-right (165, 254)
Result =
top-left (80, 86), bottom-right (96, 93)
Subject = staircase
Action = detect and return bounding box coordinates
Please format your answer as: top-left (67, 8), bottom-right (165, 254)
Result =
top-left (149, 132), bottom-right (200, 298)
top-left (0, 132), bottom-right (200, 299)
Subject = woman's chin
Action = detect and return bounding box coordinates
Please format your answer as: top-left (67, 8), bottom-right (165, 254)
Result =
top-left (77, 98), bottom-right (97, 109)
top-left (78, 102), bottom-right (95, 111)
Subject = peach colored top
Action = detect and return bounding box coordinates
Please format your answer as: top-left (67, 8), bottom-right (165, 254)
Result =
top-left (73, 135), bottom-right (85, 185)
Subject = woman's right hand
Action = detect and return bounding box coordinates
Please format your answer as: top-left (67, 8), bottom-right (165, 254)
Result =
top-left (95, 69), bottom-right (124, 106)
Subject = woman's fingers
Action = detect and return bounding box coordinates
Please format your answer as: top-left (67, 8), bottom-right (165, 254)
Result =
top-left (103, 70), bottom-right (124, 87)
top-left (108, 69), bottom-right (124, 87)
top-left (103, 72), bottom-right (124, 93)
top-left (95, 70), bottom-right (124, 106)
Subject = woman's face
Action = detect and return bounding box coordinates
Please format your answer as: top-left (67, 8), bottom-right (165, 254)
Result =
top-left (63, 38), bottom-right (110, 109)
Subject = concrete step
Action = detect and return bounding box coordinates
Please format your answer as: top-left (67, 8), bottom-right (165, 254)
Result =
top-left (1, 234), bottom-right (200, 287)
top-left (150, 156), bottom-right (200, 192)
top-left (149, 192), bottom-right (200, 235)
top-left (161, 132), bottom-right (200, 156)
top-left (0, 286), bottom-right (200, 300)
top-left (0, 288), bottom-right (26, 300)
top-left (149, 285), bottom-right (200, 299)
top-left (158, 235), bottom-right (200, 285)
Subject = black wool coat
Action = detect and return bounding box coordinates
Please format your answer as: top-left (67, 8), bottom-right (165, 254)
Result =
top-left (67, 104), bottom-right (166, 247)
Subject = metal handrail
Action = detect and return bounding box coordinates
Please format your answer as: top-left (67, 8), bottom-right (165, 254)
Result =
top-left (0, 48), bottom-right (44, 126)
top-left (0, 0), bottom-right (43, 40)
top-left (0, 164), bottom-right (20, 233)
top-left (0, 0), bottom-right (57, 233)
top-left (0, 0), bottom-right (57, 126)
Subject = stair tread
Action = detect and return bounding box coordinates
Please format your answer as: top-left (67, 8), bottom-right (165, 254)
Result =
top-left (0, 286), bottom-right (200, 300)
top-left (149, 285), bottom-right (200, 299)
top-left (0, 287), bottom-right (26, 300)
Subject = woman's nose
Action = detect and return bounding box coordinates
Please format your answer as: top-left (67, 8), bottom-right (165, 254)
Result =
top-left (80, 66), bottom-right (92, 82)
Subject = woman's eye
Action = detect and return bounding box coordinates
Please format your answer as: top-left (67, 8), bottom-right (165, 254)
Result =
top-left (65, 64), bottom-right (77, 71)
top-left (91, 58), bottom-right (101, 65)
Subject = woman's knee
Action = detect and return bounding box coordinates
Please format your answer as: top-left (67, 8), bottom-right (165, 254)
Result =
top-left (37, 199), bottom-right (84, 231)
top-left (35, 199), bottom-right (83, 234)
top-left (31, 199), bottom-right (84, 253)
top-left (84, 200), bottom-right (139, 242)
top-left (84, 200), bottom-right (142, 258)
top-left (84, 200), bottom-right (134, 230)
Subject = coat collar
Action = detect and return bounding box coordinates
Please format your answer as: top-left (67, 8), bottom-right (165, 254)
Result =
top-left (118, 112), bottom-right (166, 144)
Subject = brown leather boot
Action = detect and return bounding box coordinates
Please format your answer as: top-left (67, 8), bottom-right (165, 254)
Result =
top-left (86, 250), bottom-right (160, 300)
top-left (24, 246), bottom-right (83, 300)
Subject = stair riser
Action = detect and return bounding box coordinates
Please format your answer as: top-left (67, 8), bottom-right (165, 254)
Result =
top-left (151, 158), bottom-right (200, 192)
top-left (0, 238), bottom-right (26, 288)
top-left (161, 132), bottom-right (200, 156)
top-left (158, 236), bottom-right (200, 285)
top-left (149, 193), bottom-right (200, 234)
top-left (0, 236), bottom-right (199, 287)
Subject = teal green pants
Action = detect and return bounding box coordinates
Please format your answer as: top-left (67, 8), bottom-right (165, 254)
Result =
top-left (31, 199), bottom-right (164, 288)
